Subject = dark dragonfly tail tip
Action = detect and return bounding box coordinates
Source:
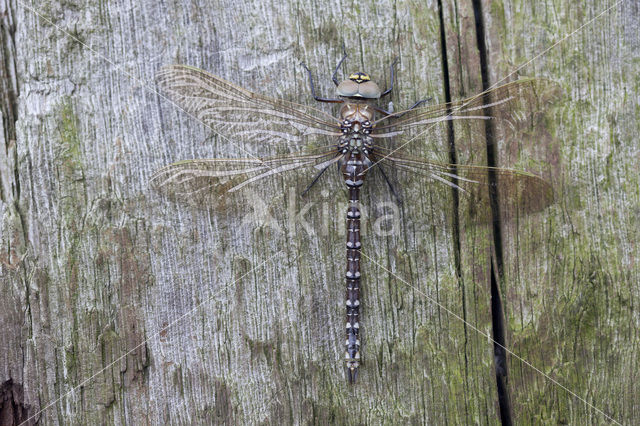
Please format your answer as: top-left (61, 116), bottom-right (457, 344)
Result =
top-left (347, 366), bottom-right (358, 384)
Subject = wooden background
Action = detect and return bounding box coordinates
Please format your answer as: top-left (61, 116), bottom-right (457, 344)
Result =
top-left (0, 0), bottom-right (638, 424)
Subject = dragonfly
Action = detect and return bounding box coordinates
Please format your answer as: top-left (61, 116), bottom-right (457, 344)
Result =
top-left (151, 53), bottom-right (559, 384)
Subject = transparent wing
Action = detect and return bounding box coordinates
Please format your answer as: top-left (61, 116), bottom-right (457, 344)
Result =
top-left (375, 149), bottom-right (554, 224)
top-left (372, 79), bottom-right (561, 161)
top-left (156, 65), bottom-right (342, 149)
top-left (151, 149), bottom-right (341, 208)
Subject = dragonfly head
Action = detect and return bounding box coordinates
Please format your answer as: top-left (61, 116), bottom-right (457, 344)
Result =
top-left (337, 72), bottom-right (382, 99)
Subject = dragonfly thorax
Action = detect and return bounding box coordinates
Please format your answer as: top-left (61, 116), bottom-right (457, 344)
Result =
top-left (339, 133), bottom-right (371, 154)
top-left (338, 104), bottom-right (374, 156)
top-left (340, 103), bottom-right (376, 124)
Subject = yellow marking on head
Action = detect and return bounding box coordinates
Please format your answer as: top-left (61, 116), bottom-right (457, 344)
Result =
top-left (349, 72), bottom-right (371, 83)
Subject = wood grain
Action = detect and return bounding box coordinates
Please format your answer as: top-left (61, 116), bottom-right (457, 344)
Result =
top-left (0, 0), bottom-right (637, 423)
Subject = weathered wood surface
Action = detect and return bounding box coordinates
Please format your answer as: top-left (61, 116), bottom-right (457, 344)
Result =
top-left (0, 0), bottom-right (638, 424)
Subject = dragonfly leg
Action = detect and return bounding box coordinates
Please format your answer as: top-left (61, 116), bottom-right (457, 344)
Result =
top-left (374, 97), bottom-right (432, 116)
top-left (380, 56), bottom-right (399, 98)
top-left (301, 162), bottom-right (332, 196)
top-left (374, 163), bottom-right (403, 205)
top-left (332, 44), bottom-right (348, 86)
top-left (300, 62), bottom-right (344, 104)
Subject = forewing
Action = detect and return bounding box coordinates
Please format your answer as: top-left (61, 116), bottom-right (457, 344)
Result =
top-left (156, 64), bottom-right (342, 150)
top-left (372, 79), bottom-right (561, 165)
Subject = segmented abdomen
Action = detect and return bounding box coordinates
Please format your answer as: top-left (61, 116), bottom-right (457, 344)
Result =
top-left (341, 152), bottom-right (368, 384)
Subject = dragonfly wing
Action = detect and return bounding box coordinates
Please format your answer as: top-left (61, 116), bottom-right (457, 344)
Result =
top-left (151, 150), bottom-right (340, 208)
top-left (376, 152), bottom-right (554, 224)
top-left (156, 65), bottom-right (341, 150)
top-left (372, 79), bottom-right (562, 168)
